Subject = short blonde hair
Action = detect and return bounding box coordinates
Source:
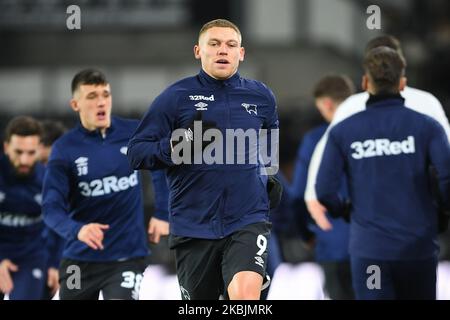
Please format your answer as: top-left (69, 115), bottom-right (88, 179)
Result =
top-left (198, 19), bottom-right (242, 43)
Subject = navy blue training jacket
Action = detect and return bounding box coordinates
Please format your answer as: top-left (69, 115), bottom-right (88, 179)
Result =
top-left (316, 95), bottom-right (450, 260)
top-left (0, 155), bottom-right (47, 262)
top-left (43, 116), bottom-right (167, 262)
top-left (128, 70), bottom-right (279, 239)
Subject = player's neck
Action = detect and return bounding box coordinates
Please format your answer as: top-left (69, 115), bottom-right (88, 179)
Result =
top-left (80, 120), bottom-right (110, 137)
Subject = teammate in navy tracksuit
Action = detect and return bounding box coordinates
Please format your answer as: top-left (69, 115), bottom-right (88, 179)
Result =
top-left (291, 75), bottom-right (355, 300)
top-left (316, 47), bottom-right (450, 299)
top-left (128, 19), bottom-right (279, 300)
top-left (42, 69), bottom-right (169, 300)
top-left (0, 116), bottom-right (54, 300)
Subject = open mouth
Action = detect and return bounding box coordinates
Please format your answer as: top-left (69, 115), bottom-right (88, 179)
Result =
top-left (18, 165), bottom-right (31, 173)
top-left (97, 111), bottom-right (106, 120)
top-left (215, 59), bottom-right (230, 65)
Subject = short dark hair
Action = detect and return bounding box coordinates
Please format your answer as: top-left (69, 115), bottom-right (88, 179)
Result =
top-left (4, 116), bottom-right (43, 142)
top-left (40, 120), bottom-right (67, 147)
top-left (71, 68), bottom-right (108, 95)
top-left (365, 35), bottom-right (406, 66)
top-left (313, 75), bottom-right (355, 103)
top-left (199, 19), bottom-right (242, 43)
top-left (363, 46), bottom-right (406, 94)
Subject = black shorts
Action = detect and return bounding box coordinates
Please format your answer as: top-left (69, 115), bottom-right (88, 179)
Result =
top-left (171, 221), bottom-right (271, 300)
top-left (58, 257), bottom-right (147, 300)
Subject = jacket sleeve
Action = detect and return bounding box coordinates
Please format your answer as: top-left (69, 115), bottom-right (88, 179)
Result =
top-left (150, 169), bottom-right (169, 221)
top-left (261, 87), bottom-right (280, 175)
top-left (316, 129), bottom-right (346, 217)
top-left (428, 120), bottom-right (450, 209)
top-left (127, 89), bottom-right (179, 170)
top-left (42, 144), bottom-right (84, 241)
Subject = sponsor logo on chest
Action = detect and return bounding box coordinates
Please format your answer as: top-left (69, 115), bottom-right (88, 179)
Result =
top-left (189, 94), bottom-right (215, 101)
top-left (78, 171), bottom-right (139, 197)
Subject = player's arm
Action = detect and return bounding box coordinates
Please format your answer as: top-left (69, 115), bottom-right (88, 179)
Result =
top-left (127, 90), bottom-right (178, 170)
top-left (315, 130), bottom-right (347, 230)
top-left (303, 133), bottom-right (330, 222)
top-left (42, 144), bottom-right (108, 250)
top-left (261, 87), bottom-right (280, 176)
top-left (258, 86), bottom-right (283, 211)
top-left (147, 169), bottom-right (169, 244)
top-left (427, 121), bottom-right (450, 210)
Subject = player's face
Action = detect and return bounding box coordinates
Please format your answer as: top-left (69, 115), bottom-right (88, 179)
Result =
top-left (4, 135), bottom-right (41, 177)
top-left (194, 27), bottom-right (245, 80)
top-left (71, 84), bottom-right (112, 132)
top-left (315, 97), bottom-right (336, 123)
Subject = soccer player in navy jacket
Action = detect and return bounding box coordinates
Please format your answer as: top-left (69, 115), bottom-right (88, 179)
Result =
top-left (0, 116), bottom-right (58, 299)
top-left (42, 69), bottom-right (169, 300)
top-left (128, 19), bottom-right (279, 300)
top-left (316, 47), bottom-right (450, 299)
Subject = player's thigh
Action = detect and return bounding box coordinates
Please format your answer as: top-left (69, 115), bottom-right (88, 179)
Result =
top-left (101, 258), bottom-right (147, 300)
top-left (350, 256), bottom-right (395, 300)
top-left (173, 237), bottom-right (224, 300)
top-left (9, 258), bottom-right (47, 300)
top-left (222, 222), bottom-right (272, 294)
top-left (392, 257), bottom-right (437, 300)
top-left (58, 259), bottom-right (100, 300)
top-left (320, 261), bottom-right (354, 300)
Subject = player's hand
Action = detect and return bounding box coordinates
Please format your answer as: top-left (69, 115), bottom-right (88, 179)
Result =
top-left (148, 217), bottom-right (169, 244)
top-left (0, 259), bottom-right (18, 294)
top-left (170, 111), bottom-right (218, 159)
top-left (267, 175), bottom-right (283, 209)
top-left (47, 267), bottom-right (59, 295)
top-left (306, 200), bottom-right (332, 231)
top-left (77, 223), bottom-right (109, 250)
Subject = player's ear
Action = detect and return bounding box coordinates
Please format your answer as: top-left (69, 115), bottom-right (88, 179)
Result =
top-left (70, 98), bottom-right (79, 112)
top-left (194, 45), bottom-right (201, 60)
top-left (239, 46), bottom-right (245, 62)
top-left (3, 141), bottom-right (8, 154)
top-left (361, 75), bottom-right (368, 91)
top-left (399, 76), bottom-right (407, 91)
